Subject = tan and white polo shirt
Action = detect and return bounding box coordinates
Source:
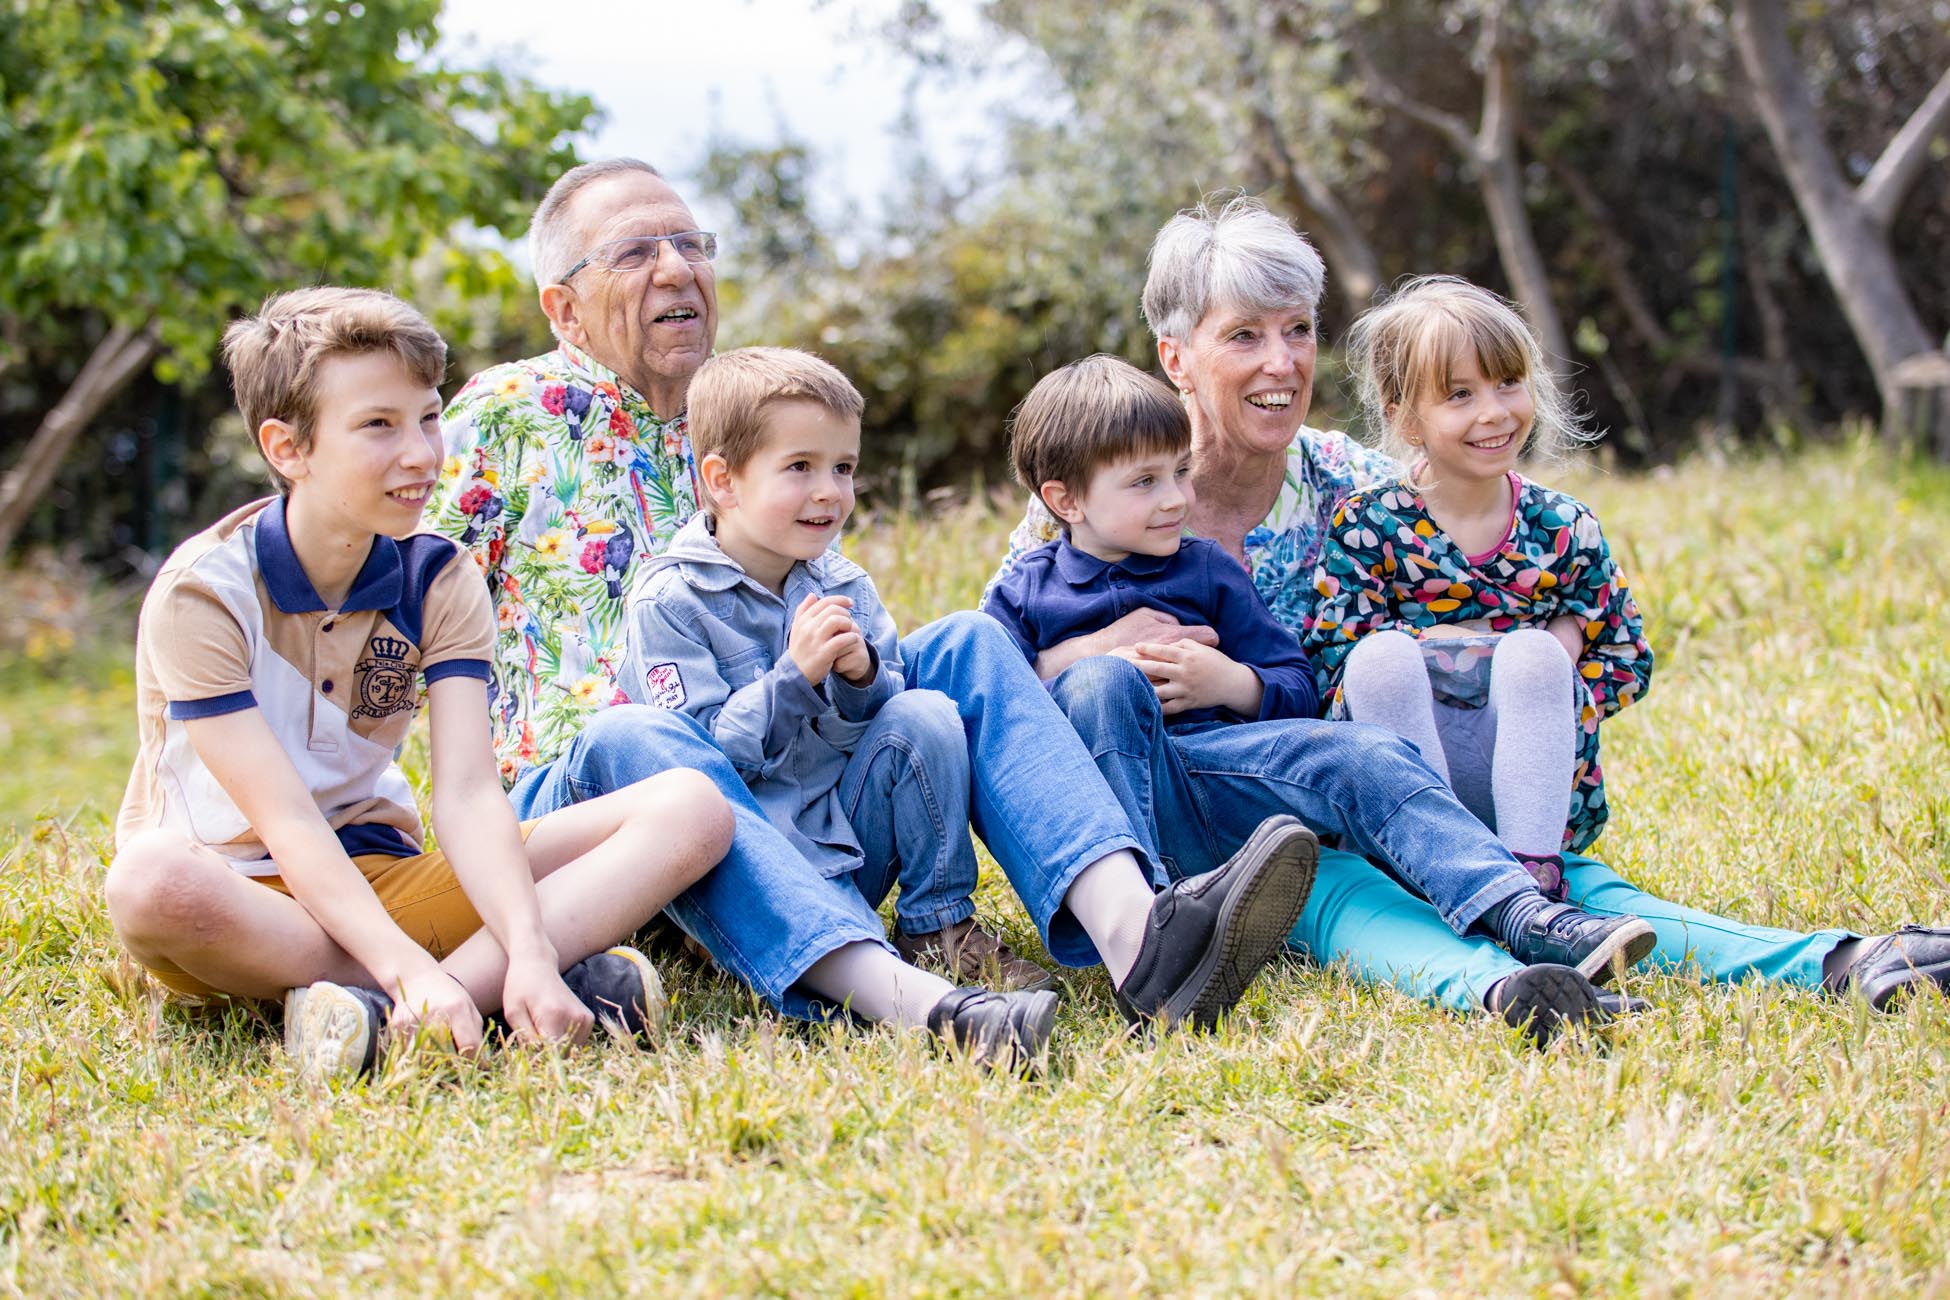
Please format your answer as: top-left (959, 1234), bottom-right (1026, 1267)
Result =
top-left (117, 497), bottom-right (494, 873)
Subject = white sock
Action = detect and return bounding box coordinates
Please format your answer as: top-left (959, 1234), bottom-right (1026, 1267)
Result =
top-left (800, 941), bottom-right (956, 1029)
top-left (1061, 850), bottom-right (1155, 985)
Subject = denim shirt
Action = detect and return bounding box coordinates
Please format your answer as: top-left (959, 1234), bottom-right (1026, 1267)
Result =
top-left (980, 535), bottom-right (1320, 725)
top-left (623, 514), bottom-right (902, 876)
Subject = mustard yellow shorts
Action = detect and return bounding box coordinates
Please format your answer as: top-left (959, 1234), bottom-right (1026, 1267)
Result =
top-left (141, 824), bottom-right (536, 1000)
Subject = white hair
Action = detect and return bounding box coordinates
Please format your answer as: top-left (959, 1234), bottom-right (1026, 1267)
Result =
top-left (1141, 194), bottom-right (1327, 342)
top-left (527, 157), bottom-right (664, 287)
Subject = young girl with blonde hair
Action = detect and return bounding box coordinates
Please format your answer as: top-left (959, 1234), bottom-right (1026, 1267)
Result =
top-left (1307, 276), bottom-right (1651, 891)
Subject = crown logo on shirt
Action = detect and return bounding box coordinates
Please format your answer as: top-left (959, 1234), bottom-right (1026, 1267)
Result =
top-left (367, 635), bottom-right (410, 663)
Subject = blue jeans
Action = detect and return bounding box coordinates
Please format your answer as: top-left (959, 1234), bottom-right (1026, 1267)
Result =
top-left (1050, 656), bottom-right (1536, 934)
top-left (509, 705), bottom-right (891, 1019)
top-left (1052, 654), bottom-right (1857, 1010)
top-left (837, 689), bottom-right (979, 936)
top-left (900, 612), bottom-right (1148, 968)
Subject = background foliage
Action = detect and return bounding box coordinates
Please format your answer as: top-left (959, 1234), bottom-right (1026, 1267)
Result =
top-left (1, 0), bottom-right (1945, 563)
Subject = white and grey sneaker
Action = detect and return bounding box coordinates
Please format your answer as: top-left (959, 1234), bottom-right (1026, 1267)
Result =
top-left (284, 981), bottom-right (390, 1081)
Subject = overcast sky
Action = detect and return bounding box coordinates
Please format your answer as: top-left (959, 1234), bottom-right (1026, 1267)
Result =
top-left (440, 0), bottom-right (1023, 233)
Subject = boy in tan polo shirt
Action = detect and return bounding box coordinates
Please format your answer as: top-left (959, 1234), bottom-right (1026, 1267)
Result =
top-left (107, 287), bottom-right (734, 1080)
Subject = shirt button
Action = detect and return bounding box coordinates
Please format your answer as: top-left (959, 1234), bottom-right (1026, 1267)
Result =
top-left (322, 680), bottom-right (334, 694)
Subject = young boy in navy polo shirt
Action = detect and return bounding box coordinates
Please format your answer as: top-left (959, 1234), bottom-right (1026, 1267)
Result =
top-left (982, 355), bottom-right (1657, 1039)
top-left (105, 287), bottom-right (734, 1080)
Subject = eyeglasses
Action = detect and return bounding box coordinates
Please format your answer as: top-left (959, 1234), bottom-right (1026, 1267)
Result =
top-left (557, 231), bottom-right (718, 284)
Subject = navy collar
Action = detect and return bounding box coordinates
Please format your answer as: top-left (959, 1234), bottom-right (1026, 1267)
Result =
top-left (253, 497), bottom-right (404, 614)
top-left (1053, 536), bottom-right (1178, 586)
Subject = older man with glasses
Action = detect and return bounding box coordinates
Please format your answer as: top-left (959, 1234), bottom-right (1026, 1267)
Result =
top-left (427, 158), bottom-right (1319, 1048)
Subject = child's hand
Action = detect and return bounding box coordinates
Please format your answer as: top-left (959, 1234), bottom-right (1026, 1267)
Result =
top-left (789, 593), bottom-right (866, 685)
top-left (389, 967), bottom-right (486, 1055)
top-left (1546, 613), bottom-right (1585, 664)
top-left (501, 954), bottom-right (595, 1046)
top-left (1133, 641), bottom-right (1264, 717)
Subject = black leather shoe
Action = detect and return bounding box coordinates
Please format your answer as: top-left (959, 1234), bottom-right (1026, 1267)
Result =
top-left (926, 987), bottom-right (1060, 1073)
top-left (1837, 926), bottom-right (1950, 1010)
top-left (1596, 990), bottom-right (1651, 1017)
top-left (1506, 904), bottom-right (1656, 986)
top-left (1113, 815), bottom-right (1318, 1030)
top-left (1488, 964), bottom-right (1604, 1046)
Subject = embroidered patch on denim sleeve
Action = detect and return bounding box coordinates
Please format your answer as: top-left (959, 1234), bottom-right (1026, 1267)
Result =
top-left (644, 662), bottom-right (687, 709)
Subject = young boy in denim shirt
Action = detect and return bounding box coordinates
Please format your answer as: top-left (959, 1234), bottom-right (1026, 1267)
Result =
top-left (622, 347), bottom-right (1059, 1067)
top-left (105, 288), bottom-right (736, 1080)
top-left (982, 355), bottom-right (1658, 1038)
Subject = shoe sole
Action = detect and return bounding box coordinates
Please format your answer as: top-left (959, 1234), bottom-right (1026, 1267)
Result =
top-left (597, 946), bottom-right (668, 1043)
top-left (1172, 817), bottom-right (1319, 1031)
top-left (1575, 917), bottom-right (1657, 987)
top-left (1497, 964), bottom-right (1603, 1046)
top-left (284, 983), bottom-right (375, 1082)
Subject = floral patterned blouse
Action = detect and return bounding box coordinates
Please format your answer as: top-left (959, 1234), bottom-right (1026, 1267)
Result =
top-left (995, 427), bottom-right (1400, 624)
top-left (1304, 473), bottom-right (1653, 851)
top-left (428, 342), bottom-right (700, 783)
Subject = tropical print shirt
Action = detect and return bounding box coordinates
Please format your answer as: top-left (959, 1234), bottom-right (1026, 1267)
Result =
top-left (994, 427), bottom-right (1400, 627)
top-left (428, 342), bottom-right (700, 782)
top-left (1304, 473), bottom-right (1653, 852)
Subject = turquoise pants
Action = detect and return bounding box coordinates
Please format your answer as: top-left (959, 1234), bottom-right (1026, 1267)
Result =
top-left (1289, 847), bottom-right (1859, 1011)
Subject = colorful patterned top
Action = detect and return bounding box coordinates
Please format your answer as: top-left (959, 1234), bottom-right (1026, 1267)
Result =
top-left (428, 341), bottom-right (700, 782)
top-left (993, 427), bottom-right (1400, 627)
top-left (1303, 472), bottom-right (1653, 851)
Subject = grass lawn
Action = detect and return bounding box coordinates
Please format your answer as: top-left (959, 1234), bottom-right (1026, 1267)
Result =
top-left (5, 443), bottom-right (1950, 1295)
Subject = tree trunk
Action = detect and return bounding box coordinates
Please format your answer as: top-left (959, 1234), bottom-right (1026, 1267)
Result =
top-left (0, 321), bottom-right (162, 557)
top-left (1730, 0), bottom-right (1936, 415)
top-left (1207, 0), bottom-right (1382, 314)
top-left (1474, 26), bottom-right (1571, 371)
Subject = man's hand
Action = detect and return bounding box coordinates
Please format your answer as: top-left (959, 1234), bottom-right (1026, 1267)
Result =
top-left (500, 952), bottom-right (595, 1047)
top-left (1034, 608), bottom-right (1220, 680)
top-left (1132, 640), bottom-right (1264, 717)
top-left (789, 593), bottom-right (868, 685)
top-left (1546, 613), bottom-right (1585, 664)
top-left (388, 966), bottom-right (487, 1055)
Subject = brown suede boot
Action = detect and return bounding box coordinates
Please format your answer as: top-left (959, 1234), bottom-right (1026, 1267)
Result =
top-left (895, 917), bottom-right (1059, 993)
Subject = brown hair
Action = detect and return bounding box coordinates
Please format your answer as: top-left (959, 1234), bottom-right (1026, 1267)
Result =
top-left (1008, 355), bottom-right (1190, 523)
top-left (687, 347), bottom-right (865, 513)
top-left (221, 287), bottom-right (447, 494)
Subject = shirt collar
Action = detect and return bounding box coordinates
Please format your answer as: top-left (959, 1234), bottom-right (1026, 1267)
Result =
top-left (1053, 535), bottom-right (1177, 586)
top-left (253, 496), bottom-right (403, 614)
top-left (557, 340), bottom-right (685, 429)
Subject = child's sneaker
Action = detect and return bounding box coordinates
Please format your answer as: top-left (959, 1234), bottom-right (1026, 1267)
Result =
top-left (925, 987), bottom-right (1060, 1073)
top-left (284, 981), bottom-right (390, 1082)
top-left (560, 946), bottom-right (667, 1043)
top-left (1505, 904), bottom-right (1656, 986)
top-left (1486, 963), bottom-right (1604, 1046)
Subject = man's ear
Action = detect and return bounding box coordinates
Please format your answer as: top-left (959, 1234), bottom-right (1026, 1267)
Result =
top-left (539, 283), bottom-right (587, 350)
top-left (699, 451), bottom-right (737, 511)
top-left (259, 418), bottom-right (308, 485)
top-left (1039, 479), bottom-right (1085, 528)
top-left (1157, 335), bottom-right (1190, 394)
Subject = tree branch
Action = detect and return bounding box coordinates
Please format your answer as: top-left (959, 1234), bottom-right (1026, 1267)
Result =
top-left (1857, 62), bottom-right (1950, 236)
top-left (1345, 28), bottom-right (1476, 158)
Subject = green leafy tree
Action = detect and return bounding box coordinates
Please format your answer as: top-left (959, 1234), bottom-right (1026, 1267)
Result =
top-left (0, 0), bottom-right (594, 555)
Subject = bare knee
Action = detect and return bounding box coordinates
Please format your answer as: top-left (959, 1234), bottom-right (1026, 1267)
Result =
top-left (104, 832), bottom-right (233, 954)
top-left (629, 768), bottom-right (734, 884)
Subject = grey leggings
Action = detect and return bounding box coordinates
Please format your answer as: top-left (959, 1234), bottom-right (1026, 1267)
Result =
top-left (1338, 628), bottom-right (1576, 857)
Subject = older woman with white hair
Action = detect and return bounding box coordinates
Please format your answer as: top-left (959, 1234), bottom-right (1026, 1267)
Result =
top-left (996, 194), bottom-right (1950, 1022)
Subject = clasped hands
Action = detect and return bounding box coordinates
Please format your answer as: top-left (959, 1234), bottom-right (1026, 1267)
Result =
top-left (789, 593), bottom-right (874, 687)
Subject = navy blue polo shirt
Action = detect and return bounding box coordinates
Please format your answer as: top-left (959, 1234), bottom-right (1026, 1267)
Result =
top-left (980, 535), bottom-right (1320, 724)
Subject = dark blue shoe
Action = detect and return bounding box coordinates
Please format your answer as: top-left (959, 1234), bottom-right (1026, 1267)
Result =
top-left (926, 987), bottom-right (1060, 1073)
top-left (1837, 926), bottom-right (1950, 1010)
top-left (1506, 904), bottom-right (1656, 987)
top-left (561, 946), bottom-right (667, 1042)
top-left (1489, 964), bottom-right (1604, 1046)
